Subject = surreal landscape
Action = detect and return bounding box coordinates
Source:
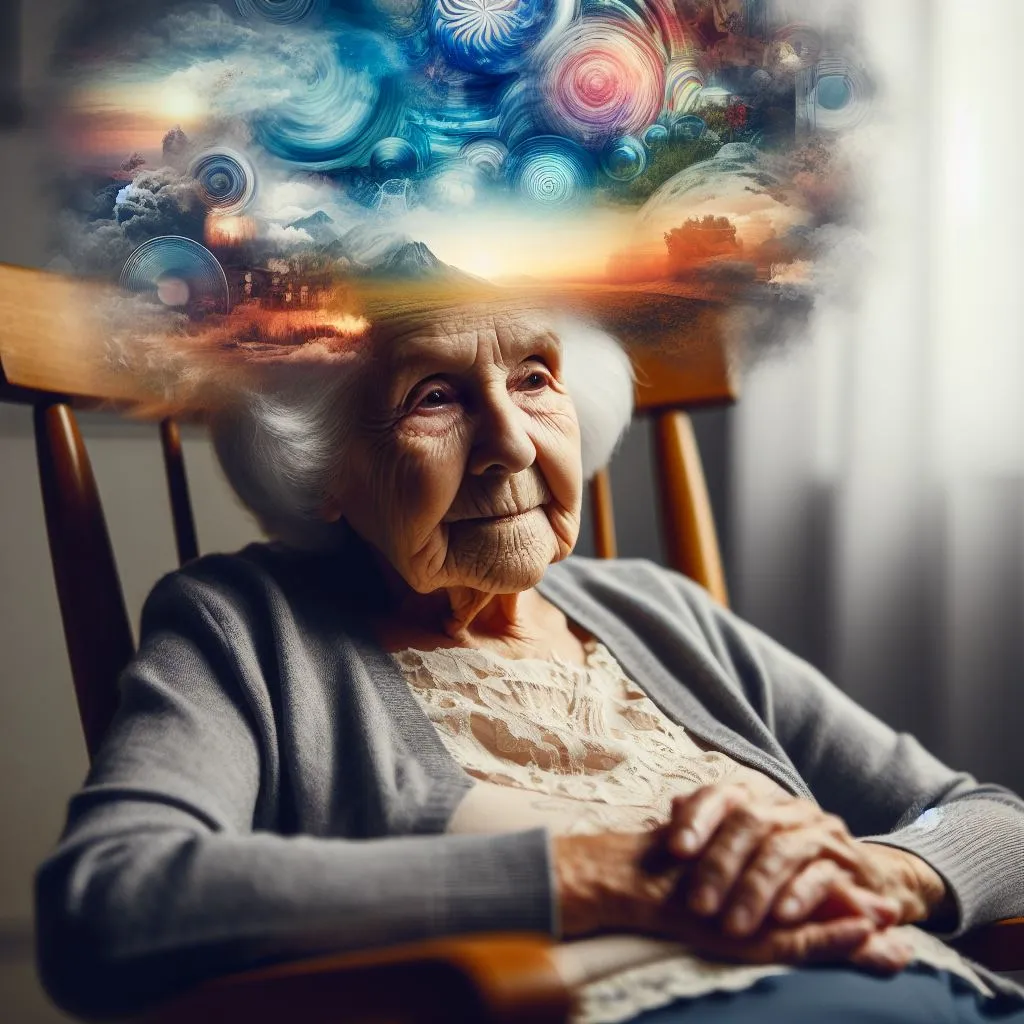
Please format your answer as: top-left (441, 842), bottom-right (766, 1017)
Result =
top-left (45, 0), bottom-right (871, 386)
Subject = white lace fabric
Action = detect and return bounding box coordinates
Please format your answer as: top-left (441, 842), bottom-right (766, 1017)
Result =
top-left (391, 641), bottom-right (993, 1023)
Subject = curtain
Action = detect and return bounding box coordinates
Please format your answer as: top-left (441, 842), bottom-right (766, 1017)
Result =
top-left (731, 0), bottom-right (1024, 793)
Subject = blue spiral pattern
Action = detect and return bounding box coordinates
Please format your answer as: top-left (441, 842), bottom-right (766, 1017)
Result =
top-left (601, 135), bottom-right (647, 181)
top-left (188, 149), bottom-right (256, 216)
top-left (254, 37), bottom-right (403, 171)
top-left (234, 0), bottom-right (326, 24)
top-left (461, 137), bottom-right (508, 178)
top-left (505, 136), bottom-right (596, 206)
top-left (120, 236), bottom-right (230, 314)
top-left (430, 0), bottom-right (570, 75)
top-left (370, 136), bottom-right (421, 177)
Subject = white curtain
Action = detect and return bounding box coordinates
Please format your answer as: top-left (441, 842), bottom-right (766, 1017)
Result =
top-left (731, 0), bottom-right (1024, 792)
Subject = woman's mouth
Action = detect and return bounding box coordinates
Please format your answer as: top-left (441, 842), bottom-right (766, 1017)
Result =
top-left (450, 507), bottom-right (545, 526)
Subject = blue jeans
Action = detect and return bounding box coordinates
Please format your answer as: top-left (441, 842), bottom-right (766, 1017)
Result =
top-left (628, 967), bottom-right (1024, 1023)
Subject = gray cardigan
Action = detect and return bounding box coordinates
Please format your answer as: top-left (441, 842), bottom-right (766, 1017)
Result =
top-left (35, 544), bottom-right (1024, 1018)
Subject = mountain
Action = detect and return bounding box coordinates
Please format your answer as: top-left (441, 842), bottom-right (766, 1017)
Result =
top-left (338, 223), bottom-right (411, 266)
top-left (371, 241), bottom-right (479, 282)
top-left (285, 210), bottom-right (339, 245)
top-left (274, 216), bottom-right (478, 282)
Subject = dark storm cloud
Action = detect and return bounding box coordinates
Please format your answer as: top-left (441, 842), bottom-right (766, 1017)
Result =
top-left (114, 167), bottom-right (204, 245)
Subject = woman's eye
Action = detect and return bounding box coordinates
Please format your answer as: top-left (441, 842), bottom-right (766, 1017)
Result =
top-left (409, 382), bottom-right (455, 411)
top-left (520, 368), bottom-right (549, 391)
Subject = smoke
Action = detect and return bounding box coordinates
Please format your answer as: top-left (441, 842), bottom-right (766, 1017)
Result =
top-left (114, 166), bottom-right (204, 243)
top-left (266, 223), bottom-right (314, 246)
top-left (93, 290), bottom-right (370, 418)
top-left (56, 214), bottom-right (135, 277)
top-left (55, 165), bottom-right (205, 276)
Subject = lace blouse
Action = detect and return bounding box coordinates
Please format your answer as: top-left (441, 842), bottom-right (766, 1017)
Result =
top-left (392, 640), bottom-right (991, 1024)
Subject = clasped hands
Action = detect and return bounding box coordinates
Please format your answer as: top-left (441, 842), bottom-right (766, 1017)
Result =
top-left (555, 783), bottom-right (952, 973)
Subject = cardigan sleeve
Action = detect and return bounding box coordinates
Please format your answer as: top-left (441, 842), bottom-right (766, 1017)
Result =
top-left (674, 573), bottom-right (1024, 939)
top-left (35, 572), bottom-right (556, 1021)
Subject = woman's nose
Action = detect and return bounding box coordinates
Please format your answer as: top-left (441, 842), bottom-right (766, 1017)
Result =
top-left (467, 388), bottom-right (537, 476)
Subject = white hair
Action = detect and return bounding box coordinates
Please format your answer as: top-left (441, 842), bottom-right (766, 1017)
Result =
top-left (209, 316), bottom-right (634, 549)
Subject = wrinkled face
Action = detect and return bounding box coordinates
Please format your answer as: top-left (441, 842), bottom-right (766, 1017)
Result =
top-left (325, 308), bottom-right (583, 594)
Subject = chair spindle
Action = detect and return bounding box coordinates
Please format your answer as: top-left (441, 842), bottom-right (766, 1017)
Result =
top-left (34, 403), bottom-right (134, 761)
top-left (159, 418), bottom-right (199, 566)
top-left (588, 469), bottom-right (618, 560)
top-left (652, 409), bottom-right (729, 607)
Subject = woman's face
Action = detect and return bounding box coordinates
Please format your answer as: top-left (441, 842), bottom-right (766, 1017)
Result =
top-left (326, 307), bottom-right (583, 594)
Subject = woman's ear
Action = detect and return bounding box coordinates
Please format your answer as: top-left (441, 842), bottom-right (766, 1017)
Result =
top-left (319, 496), bottom-right (345, 524)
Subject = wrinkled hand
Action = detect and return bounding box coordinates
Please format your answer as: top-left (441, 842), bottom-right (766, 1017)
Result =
top-left (553, 830), bottom-right (915, 973)
top-left (666, 783), bottom-right (951, 939)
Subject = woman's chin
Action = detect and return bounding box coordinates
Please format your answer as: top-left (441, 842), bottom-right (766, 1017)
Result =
top-left (442, 513), bottom-right (560, 593)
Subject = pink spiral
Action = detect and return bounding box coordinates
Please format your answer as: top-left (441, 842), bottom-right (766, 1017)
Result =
top-left (541, 19), bottom-right (665, 147)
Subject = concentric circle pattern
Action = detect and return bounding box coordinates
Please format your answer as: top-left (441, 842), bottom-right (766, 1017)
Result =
top-left (120, 236), bottom-right (230, 314)
top-left (188, 149), bottom-right (257, 216)
top-left (234, 0), bottom-right (325, 24)
top-left (806, 54), bottom-right (870, 131)
top-left (505, 135), bottom-right (596, 206)
top-left (460, 137), bottom-right (508, 178)
top-left (540, 17), bottom-right (665, 147)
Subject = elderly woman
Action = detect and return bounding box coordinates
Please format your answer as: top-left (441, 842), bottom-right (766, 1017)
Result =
top-left (36, 304), bottom-right (1024, 1024)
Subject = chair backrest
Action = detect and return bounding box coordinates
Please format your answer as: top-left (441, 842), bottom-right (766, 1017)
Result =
top-left (0, 262), bottom-right (736, 761)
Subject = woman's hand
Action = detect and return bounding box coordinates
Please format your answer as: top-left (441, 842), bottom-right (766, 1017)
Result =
top-left (553, 831), bottom-right (915, 973)
top-left (665, 784), bottom-right (952, 938)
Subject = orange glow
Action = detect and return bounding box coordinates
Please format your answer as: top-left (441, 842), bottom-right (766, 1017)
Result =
top-left (205, 215), bottom-right (256, 246)
top-left (322, 314), bottom-right (370, 336)
top-left (226, 304), bottom-right (370, 342)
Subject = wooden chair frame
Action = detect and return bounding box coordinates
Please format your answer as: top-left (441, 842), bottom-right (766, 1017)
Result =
top-left (1, 264), bottom-right (1020, 1022)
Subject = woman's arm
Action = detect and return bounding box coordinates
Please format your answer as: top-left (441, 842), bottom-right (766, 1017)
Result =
top-left (676, 574), bottom-right (1024, 938)
top-left (35, 573), bottom-right (554, 1020)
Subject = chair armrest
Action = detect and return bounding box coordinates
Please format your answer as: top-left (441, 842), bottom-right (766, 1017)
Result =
top-left (952, 918), bottom-right (1024, 973)
top-left (134, 934), bottom-right (575, 1024)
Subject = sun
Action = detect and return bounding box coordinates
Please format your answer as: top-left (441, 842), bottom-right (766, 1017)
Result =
top-left (159, 86), bottom-right (206, 122)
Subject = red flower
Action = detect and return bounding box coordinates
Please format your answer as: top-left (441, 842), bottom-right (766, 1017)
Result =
top-left (724, 101), bottom-right (748, 130)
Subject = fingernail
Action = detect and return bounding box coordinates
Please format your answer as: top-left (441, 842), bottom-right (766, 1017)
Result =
top-left (778, 897), bottom-right (801, 920)
top-left (678, 829), bottom-right (699, 853)
top-left (691, 886), bottom-right (719, 914)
